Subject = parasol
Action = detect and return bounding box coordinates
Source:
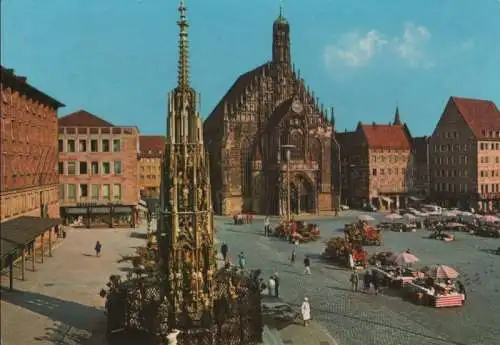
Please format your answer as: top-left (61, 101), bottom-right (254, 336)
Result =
top-left (479, 215), bottom-right (500, 223)
top-left (403, 213), bottom-right (417, 221)
top-left (385, 213), bottom-right (403, 220)
top-left (358, 214), bottom-right (375, 222)
top-left (425, 264), bottom-right (459, 279)
top-left (441, 211), bottom-right (457, 218)
top-left (391, 252), bottom-right (419, 266)
top-left (445, 222), bottom-right (465, 228)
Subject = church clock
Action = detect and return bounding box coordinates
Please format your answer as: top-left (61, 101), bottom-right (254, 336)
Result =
top-left (291, 100), bottom-right (303, 114)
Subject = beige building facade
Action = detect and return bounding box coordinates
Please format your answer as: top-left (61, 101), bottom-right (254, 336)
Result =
top-left (339, 110), bottom-right (415, 210)
top-left (58, 110), bottom-right (140, 208)
top-left (138, 136), bottom-right (165, 199)
top-left (430, 96), bottom-right (500, 211)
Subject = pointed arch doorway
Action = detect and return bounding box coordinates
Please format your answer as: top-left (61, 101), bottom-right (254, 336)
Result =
top-left (290, 175), bottom-right (314, 214)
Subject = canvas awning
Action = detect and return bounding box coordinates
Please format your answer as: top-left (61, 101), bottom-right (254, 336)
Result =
top-left (0, 216), bottom-right (62, 266)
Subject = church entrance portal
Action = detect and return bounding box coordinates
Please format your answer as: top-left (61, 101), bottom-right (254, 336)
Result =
top-left (290, 176), bottom-right (314, 214)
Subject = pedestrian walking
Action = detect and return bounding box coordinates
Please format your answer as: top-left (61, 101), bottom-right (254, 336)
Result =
top-left (290, 247), bottom-right (296, 265)
top-left (363, 271), bottom-right (371, 293)
top-left (237, 251), bottom-right (246, 269)
top-left (350, 269), bottom-right (359, 292)
top-left (264, 216), bottom-right (270, 236)
top-left (268, 276), bottom-right (276, 296)
top-left (303, 256), bottom-right (311, 275)
top-left (301, 297), bottom-right (311, 326)
top-left (95, 241), bottom-right (102, 257)
top-left (221, 242), bottom-right (228, 262)
top-left (274, 272), bottom-right (280, 297)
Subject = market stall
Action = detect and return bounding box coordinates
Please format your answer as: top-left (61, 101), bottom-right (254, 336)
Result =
top-left (403, 265), bottom-right (465, 308)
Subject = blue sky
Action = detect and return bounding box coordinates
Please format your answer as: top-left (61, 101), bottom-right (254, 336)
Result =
top-left (2, 0), bottom-right (499, 136)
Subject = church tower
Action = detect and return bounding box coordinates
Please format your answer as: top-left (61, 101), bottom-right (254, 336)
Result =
top-left (159, 0), bottom-right (216, 329)
top-left (272, 2), bottom-right (291, 66)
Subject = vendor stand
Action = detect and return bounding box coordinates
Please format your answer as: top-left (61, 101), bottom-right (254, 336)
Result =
top-left (403, 265), bottom-right (465, 308)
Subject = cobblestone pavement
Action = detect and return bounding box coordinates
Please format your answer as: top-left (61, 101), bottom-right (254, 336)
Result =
top-left (1, 227), bottom-right (145, 345)
top-left (216, 211), bottom-right (500, 345)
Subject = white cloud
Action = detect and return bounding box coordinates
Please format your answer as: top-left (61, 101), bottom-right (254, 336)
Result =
top-left (323, 22), bottom-right (433, 70)
top-left (394, 23), bottom-right (432, 68)
top-left (323, 30), bottom-right (387, 68)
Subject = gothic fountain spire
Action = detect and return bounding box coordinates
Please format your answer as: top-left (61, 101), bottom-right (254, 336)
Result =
top-left (177, 0), bottom-right (190, 89)
top-left (161, 0), bottom-right (216, 331)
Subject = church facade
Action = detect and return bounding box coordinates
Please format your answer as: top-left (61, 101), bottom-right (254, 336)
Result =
top-left (204, 11), bottom-right (338, 216)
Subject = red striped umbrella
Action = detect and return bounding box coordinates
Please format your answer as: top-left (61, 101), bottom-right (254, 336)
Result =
top-left (426, 265), bottom-right (459, 279)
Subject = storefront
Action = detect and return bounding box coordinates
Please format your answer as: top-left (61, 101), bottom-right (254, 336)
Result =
top-left (61, 203), bottom-right (136, 228)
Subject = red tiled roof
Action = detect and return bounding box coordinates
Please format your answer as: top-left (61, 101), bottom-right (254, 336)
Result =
top-left (359, 123), bottom-right (411, 150)
top-left (59, 110), bottom-right (114, 127)
top-left (450, 97), bottom-right (500, 139)
top-left (139, 136), bottom-right (165, 156)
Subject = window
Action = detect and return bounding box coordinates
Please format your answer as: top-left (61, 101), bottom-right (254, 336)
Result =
top-left (102, 162), bottom-right (111, 174)
top-left (79, 161), bottom-right (88, 175)
top-left (79, 139), bottom-right (87, 152)
top-left (79, 184), bottom-right (88, 198)
top-left (91, 161), bottom-right (99, 175)
top-left (58, 139), bottom-right (64, 152)
top-left (67, 139), bottom-right (76, 152)
top-left (114, 161), bottom-right (122, 175)
top-left (102, 184), bottom-right (111, 201)
top-left (68, 184), bottom-right (76, 200)
top-left (102, 139), bottom-right (110, 152)
top-left (91, 139), bottom-right (98, 152)
top-left (91, 184), bottom-right (100, 200)
top-left (67, 161), bottom-right (76, 176)
top-left (58, 162), bottom-right (64, 174)
top-left (113, 184), bottom-right (122, 201)
top-left (113, 139), bottom-right (121, 152)
top-left (59, 184), bottom-right (65, 200)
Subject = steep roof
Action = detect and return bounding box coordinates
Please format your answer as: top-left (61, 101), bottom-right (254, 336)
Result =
top-left (1, 65), bottom-right (65, 109)
top-left (450, 97), bottom-right (500, 139)
top-left (59, 110), bottom-right (114, 127)
top-left (139, 135), bottom-right (165, 156)
top-left (359, 123), bottom-right (411, 150)
top-left (203, 62), bottom-right (269, 135)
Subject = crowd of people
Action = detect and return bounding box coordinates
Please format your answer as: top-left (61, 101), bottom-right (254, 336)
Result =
top-left (219, 217), bottom-right (316, 326)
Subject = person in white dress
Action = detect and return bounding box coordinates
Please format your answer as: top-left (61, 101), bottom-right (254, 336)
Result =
top-left (268, 276), bottom-right (276, 296)
top-left (301, 297), bottom-right (311, 326)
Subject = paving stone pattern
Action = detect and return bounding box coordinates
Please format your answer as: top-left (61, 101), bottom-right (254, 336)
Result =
top-left (1, 227), bottom-right (145, 345)
top-left (216, 211), bottom-right (500, 345)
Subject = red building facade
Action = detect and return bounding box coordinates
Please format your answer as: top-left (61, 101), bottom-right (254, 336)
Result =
top-left (0, 66), bottom-right (64, 221)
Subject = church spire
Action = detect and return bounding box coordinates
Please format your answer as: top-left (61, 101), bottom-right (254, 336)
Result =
top-left (393, 105), bottom-right (401, 125)
top-left (272, 0), bottom-right (291, 65)
top-left (177, 0), bottom-right (190, 89)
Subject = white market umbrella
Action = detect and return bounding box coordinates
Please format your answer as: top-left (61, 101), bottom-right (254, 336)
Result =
top-left (391, 252), bottom-right (420, 266)
top-left (441, 211), bottom-right (457, 218)
top-left (445, 222), bottom-right (466, 228)
top-left (358, 214), bottom-right (375, 222)
top-left (425, 265), bottom-right (459, 279)
top-left (480, 215), bottom-right (500, 223)
top-left (403, 213), bottom-right (417, 221)
top-left (385, 213), bottom-right (403, 220)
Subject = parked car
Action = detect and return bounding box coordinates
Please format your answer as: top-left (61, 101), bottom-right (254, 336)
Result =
top-left (363, 204), bottom-right (377, 212)
top-left (340, 204), bottom-right (350, 211)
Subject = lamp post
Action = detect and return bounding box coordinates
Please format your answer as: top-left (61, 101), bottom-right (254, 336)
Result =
top-left (281, 145), bottom-right (295, 223)
top-left (333, 138), bottom-right (341, 216)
